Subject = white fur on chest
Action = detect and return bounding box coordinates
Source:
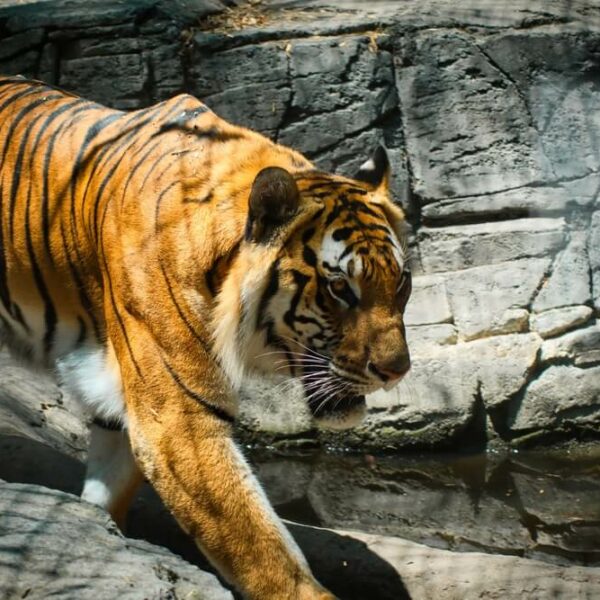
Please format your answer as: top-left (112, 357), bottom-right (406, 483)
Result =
top-left (55, 345), bottom-right (126, 424)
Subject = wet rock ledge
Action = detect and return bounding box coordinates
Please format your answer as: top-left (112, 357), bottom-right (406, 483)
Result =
top-left (2, 477), bottom-right (600, 600)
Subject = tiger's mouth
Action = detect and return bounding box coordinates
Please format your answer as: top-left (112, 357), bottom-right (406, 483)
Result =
top-left (299, 362), bottom-right (367, 431)
top-left (308, 393), bottom-right (366, 420)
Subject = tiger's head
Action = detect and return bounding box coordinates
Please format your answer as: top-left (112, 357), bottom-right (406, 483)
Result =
top-left (213, 146), bottom-right (411, 430)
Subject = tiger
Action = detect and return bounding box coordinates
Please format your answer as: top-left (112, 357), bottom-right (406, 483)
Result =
top-left (0, 75), bottom-right (412, 599)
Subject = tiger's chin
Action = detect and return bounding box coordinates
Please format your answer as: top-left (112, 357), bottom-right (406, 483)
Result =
top-left (307, 392), bottom-right (367, 431)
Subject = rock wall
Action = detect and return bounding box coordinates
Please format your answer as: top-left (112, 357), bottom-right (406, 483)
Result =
top-left (0, 0), bottom-right (599, 450)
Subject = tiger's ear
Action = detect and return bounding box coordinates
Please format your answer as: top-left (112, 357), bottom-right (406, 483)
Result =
top-left (354, 145), bottom-right (390, 190)
top-left (245, 166), bottom-right (300, 244)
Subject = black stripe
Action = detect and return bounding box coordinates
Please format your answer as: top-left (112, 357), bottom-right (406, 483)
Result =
top-left (255, 262), bottom-right (302, 376)
top-left (137, 148), bottom-right (178, 197)
top-left (20, 110), bottom-right (59, 356)
top-left (87, 111), bottom-right (161, 243)
top-left (162, 356), bottom-right (235, 424)
top-left (11, 301), bottom-right (30, 333)
top-left (204, 241), bottom-right (241, 299)
top-left (302, 227), bottom-right (316, 243)
top-left (101, 258), bottom-right (143, 378)
top-left (10, 98), bottom-right (93, 349)
top-left (284, 269), bottom-right (310, 332)
top-left (91, 98), bottom-right (190, 243)
top-left (256, 260), bottom-right (280, 329)
top-left (159, 261), bottom-right (211, 353)
top-left (0, 87), bottom-right (41, 120)
top-left (314, 271), bottom-right (329, 312)
top-left (0, 189), bottom-right (30, 332)
top-left (6, 93), bottom-right (63, 239)
top-left (91, 102), bottom-right (192, 377)
top-left (204, 256), bottom-right (220, 297)
top-left (76, 316), bottom-right (87, 347)
top-left (324, 203), bottom-right (343, 227)
top-left (332, 227), bottom-right (353, 241)
top-left (118, 138), bottom-right (165, 208)
top-left (58, 110), bottom-right (124, 341)
top-left (38, 100), bottom-right (92, 261)
top-left (69, 111), bottom-right (124, 237)
top-left (344, 186), bottom-right (368, 195)
top-left (0, 184), bottom-right (12, 318)
top-left (302, 245), bottom-right (317, 267)
top-left (59, 217), bottom-right (102, 342)
top-left (154, 181), bottom-right (179, 230)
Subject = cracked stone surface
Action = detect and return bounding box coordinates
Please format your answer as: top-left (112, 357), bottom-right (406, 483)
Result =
top-left (0, 0), bottom-right (599, 449)
top-left (509, 364), bottom-right (600, 433)
top-left (540, 324), bottom-right (600, 364)
top-left (0, 480), bottom-right (232, 600)
top-left (445, 258), bottom-right (550, 341)
top-left (530, 305), bottom-right (594, 339)
top-left (404, 275), bottom-right (452, 326)
top-left (532, 232), bottom-right (592, 312)
top-left (417, 218), bottom-right (565, 273)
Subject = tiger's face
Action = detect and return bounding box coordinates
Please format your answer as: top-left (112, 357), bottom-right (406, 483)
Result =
top-left (242, 147), bottom-right (412, 430)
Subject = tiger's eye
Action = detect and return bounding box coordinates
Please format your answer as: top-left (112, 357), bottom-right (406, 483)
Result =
top-left (330, 279), bottom-right (347, 294)
top-left (327, 278), bottom-right (358, 308)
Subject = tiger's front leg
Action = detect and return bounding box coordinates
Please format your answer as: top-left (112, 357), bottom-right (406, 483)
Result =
top-left (108, 318), bottom-right (334, 600)
top-left (125, 392), bottom-right (333, 600)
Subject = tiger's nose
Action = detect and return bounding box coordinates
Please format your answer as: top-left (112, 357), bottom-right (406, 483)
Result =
top-left (368, 355), bottom-right (411, 382)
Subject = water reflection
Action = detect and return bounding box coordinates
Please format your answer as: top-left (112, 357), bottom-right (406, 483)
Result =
top-left (1, 434), bottom-right (598, 567)
top-left (251, 447), bottom-right (600, 566)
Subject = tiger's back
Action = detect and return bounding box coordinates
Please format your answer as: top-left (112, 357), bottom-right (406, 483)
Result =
top-left (0, 76), bottom-right (308, 368)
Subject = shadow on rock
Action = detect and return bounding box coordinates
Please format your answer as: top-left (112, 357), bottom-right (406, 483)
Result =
top-left (288, 523), bottom-right (410, 600)
top-left (0, 435), bottom-right (410, 599)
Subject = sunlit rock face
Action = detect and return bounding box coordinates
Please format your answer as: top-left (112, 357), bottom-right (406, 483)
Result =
top-left (0, 0), bottom-right (599, 450)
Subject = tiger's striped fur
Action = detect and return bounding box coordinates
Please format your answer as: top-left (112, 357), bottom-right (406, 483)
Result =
top-left (0, 76), bottom-right (411, 599)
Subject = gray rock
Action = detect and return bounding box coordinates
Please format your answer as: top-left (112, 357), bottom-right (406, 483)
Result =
top-left (418, 218), bottom-right (565, 273)
top-left (406, 323), bottom-right (457, 353)
top-left (0, 48), bottom-right (38, 78)
top-left (540, 323), bottom-right (600, 364)
top-left (205, 83), bottom-right (292, 136)
top-left (149, 43), bottom-right (186, 100)
top-left (254, 458), bottom-right (313, 507)
top-left (404, 275), bottom-right (452, 326)
top-left (396, 29), bottom-right (547, 201)
top-left (510, 365), bottom-right (600, 432)
top-left (189, 42), bottom-right (289, 98)
top-left (421, 172), bottom-right (600, 225)
top-left (590, 210), bottom-right (600, 311)
top-left (278, 35), bottom-right (397, 154)
top-left (0, 352), bottom-right (87, 461)
top-left (532, 232), bottom-right (592, 312)
top-left (482, 29), bottom-right (600, 181)
top-left (0, 28), bottom-right (44, 61)
top-left (466, 333), bottom-right (542, 408)
top-left (530, 306), bottom-right (594, 339)
top-left (306, 458), bottom-right (530, 554)
top-left (60, 54), bottom-right (149, 110)
top-left (0, 481), bottom-right (232, 600)
top-left (445, 258), bottom-right (549, 341)
top-left (363, 347), bottom-right (478, 448)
